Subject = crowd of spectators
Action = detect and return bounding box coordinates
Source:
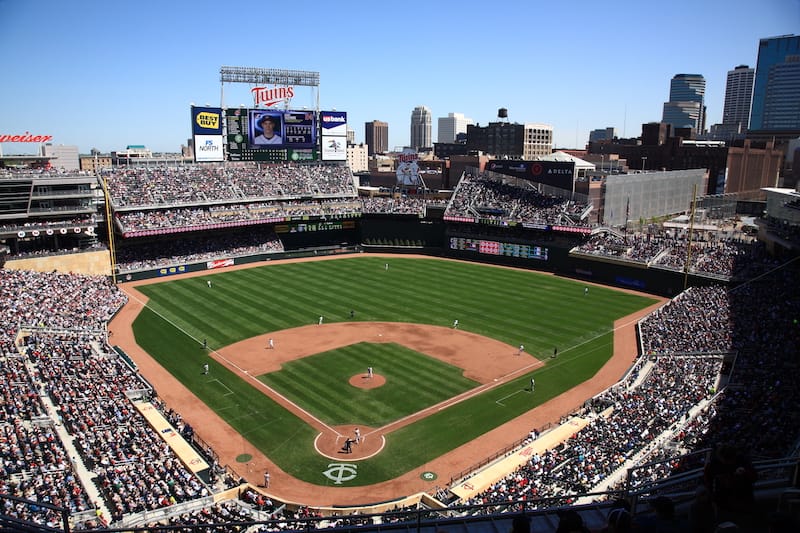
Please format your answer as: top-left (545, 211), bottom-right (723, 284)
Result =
top-left (575, 229), bottom-right (769, 279)
top-left (1, 242), bottom-right (797, 529)
top-left (112, 194), bottom-right (452, 234)
top-left (114, 199), bottom-right (361, 234)
top-left (461, 262), bottom-right (799, 519)
top-left (114, 232), bottom-right (284, 272)
top-left (104, 163), bottom-right (357, 208)
top-left (462, 354), bottom-right (723, 512)
top-left (446, 173), bottom-right (590, 227)
top-left (0, 269), bottom-right (129, 527)
top-left (639, 286), bottom-right (734, 354)
top-left (360, 196), bottom-right (447, 216)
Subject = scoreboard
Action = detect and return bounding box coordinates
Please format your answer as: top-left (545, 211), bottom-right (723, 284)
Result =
top-left (449, 237), bottom-right (549, 261)
top-left (225, 108), bottom-right (318, 162)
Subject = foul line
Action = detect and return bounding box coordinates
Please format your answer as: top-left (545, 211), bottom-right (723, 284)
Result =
top-left (374, 309), bottom-right (662, 435)
top-left (124, 285), bottom-right (664, 443)
top-left (122, 288), bottom-right (342, 437)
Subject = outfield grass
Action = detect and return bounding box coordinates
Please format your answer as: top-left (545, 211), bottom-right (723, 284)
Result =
top-left (132, 256), bottom-right (657, 486)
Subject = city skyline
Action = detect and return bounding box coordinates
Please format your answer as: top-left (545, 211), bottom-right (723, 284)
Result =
top-left (0, 0), bottom-right (798, 155)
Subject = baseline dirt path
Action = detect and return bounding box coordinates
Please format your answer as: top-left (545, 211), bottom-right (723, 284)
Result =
top-left (109, 254), bottom-right (665, 507)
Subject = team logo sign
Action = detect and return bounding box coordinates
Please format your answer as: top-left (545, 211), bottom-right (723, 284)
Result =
top-left (322, 463), bottom-right (358, 484)
top-left (420, 471), bottom-right (437, 481)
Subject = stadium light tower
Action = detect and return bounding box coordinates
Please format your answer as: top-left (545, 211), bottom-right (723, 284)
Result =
top-left (219, 66), bottom-right (320, 112)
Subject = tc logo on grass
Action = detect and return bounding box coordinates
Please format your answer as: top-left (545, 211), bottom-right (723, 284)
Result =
top-left (323, 463), bottom-right (358, 484)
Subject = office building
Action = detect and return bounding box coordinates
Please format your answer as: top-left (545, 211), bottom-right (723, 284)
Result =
top-left (709, 65), bottom-right (755, 140)
top-left (410, 106), bottom-right (432, 151)
top-left (365, 120), bottom-right (388, 156)
top-left (346, 143), bottom-right (369, 173)
top-left (466, 122), bottom-right (553, 159)
top-left (437, 112), bottom-right (473, 144)
top-left (750, 34), bottom-right (800, 130)
top-left (589, 127), bottom-right (616, 143)
top-left (662, 74), bottom-right (706, 133)
top-left (722, 65), bottom-right (754, 132)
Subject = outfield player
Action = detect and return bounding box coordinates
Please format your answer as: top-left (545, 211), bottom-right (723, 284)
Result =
top-left (207, 280), bottom-right (212, 288)
top-left (453, 319), bottom-right (459, 329)
top-left (319, 316), bottom-right (324, 325)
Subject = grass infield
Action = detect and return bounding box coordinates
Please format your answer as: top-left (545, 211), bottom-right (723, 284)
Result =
top-left (132, 256), bottom-right (657, 486)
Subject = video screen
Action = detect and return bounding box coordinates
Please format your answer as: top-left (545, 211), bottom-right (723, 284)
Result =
top-left (225, 108), bottom-right (318, 161)
top-left (249, 110), bottom-right (316, 149)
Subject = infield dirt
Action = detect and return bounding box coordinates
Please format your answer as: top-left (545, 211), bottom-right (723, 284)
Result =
top-left (109, 254), bottom-right (665, 506)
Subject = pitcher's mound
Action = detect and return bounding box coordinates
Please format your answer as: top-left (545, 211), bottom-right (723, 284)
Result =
top-left (349, 374), bottom-right (386, 389)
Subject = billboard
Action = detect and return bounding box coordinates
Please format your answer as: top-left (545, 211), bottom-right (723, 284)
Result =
top-left (449, 237), bottom-right (549, 260)
top-left (320, 111), bottom-right (347, 136)
top-left (225, 108), bottom-right (317, 162)
top-left (485, 160), bottom-right (575, 191)
top-left (320, 111), bottom-right (347, 162)
top-left (191, 106), bottom-right (224, 162)
top-left (194, 135), bottom-right (225, 162)
top-left (322, 137), bottom-right (346, 161)
top-left (396, 148), bottom-right (420, 186)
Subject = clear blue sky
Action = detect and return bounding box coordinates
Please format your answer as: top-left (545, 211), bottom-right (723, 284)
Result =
top-left (1, 0), bottom-right (798, 155)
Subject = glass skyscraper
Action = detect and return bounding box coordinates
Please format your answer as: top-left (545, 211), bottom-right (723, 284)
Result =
top-left (749, 34), bottom-right (800, 130)
top-left (662, 74), bottom-right (706, 133)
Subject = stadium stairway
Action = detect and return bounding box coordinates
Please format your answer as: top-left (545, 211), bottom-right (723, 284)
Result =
top-left (21, 352), bottom-right (111, 524)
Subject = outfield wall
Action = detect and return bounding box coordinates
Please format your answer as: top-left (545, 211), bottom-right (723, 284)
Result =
top-left (96, 215), bottom-right (731, 295)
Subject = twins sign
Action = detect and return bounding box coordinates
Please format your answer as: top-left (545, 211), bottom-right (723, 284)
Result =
top-left (252, 86), bottom-right (295, 108)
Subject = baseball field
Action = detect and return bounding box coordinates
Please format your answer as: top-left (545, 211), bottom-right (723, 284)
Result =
top-left (115, 255), bottom-right (659, 498)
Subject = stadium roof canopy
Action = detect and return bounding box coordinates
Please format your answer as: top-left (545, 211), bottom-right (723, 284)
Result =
top-left (539, 151), bottom-right (594, 171)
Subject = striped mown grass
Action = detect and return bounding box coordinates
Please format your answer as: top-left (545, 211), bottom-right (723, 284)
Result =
top-left (258, 342), bottom-right (480, 426)
top-left (132, 256), bottom-right (657, 486)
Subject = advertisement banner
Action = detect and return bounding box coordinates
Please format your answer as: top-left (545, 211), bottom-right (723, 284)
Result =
top-left (486, 160), bottom-right (575, 191)
top-left (207, 259), bottom-right (235, 269)
top-left (194, 135), bottom-right (224, 162)
top-left (396, 148), bottom-right (420, 186)
top-left (320, 111), bottom-right (348, 136)
top-left (321, 136), bottom-right (347, 161)
top-left (191, 106), bottom-right (223, 135)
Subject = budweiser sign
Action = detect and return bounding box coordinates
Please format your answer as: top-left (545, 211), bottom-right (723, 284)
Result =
top-left (251, 86), bottom-right (294, 107)
top-left (0, 132), bottom-right (54, 142)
